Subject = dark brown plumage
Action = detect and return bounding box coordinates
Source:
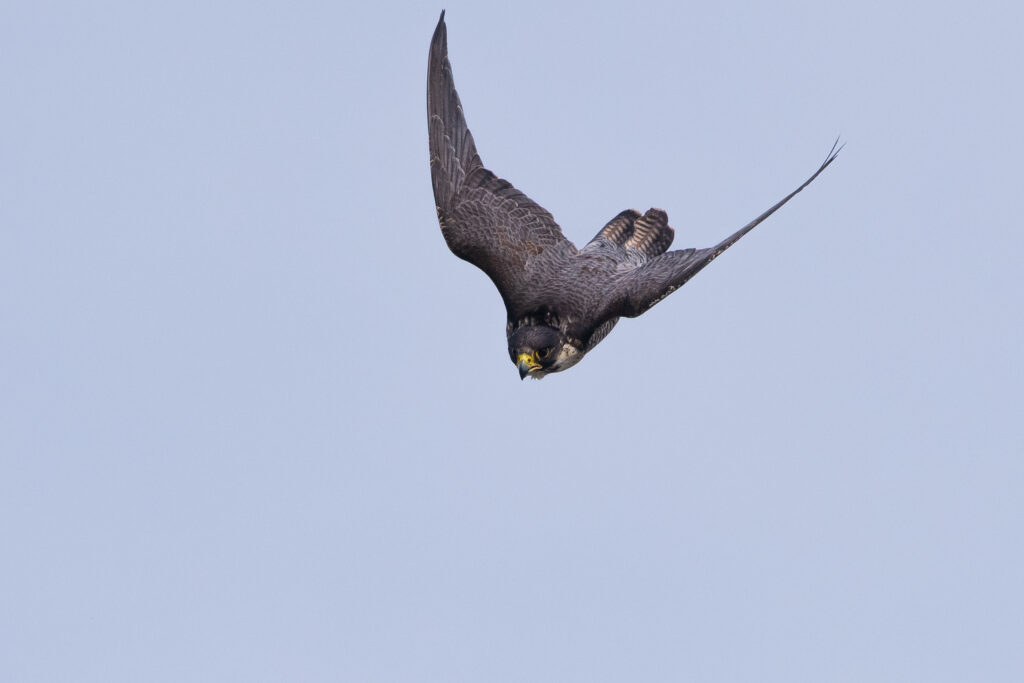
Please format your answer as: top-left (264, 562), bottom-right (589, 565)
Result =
top-left (427, 11), bottom-right (841, 379)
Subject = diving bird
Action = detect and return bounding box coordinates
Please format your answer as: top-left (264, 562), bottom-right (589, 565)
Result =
top-left (427, 11), bottom-right (840, 380)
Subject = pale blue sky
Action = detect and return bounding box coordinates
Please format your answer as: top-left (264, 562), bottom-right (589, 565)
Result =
top-left (2, 1), bottom-right (1022, 681)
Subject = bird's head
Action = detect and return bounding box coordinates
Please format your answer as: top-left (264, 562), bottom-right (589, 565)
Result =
top-left (508, 325), bottom-right (577, 380)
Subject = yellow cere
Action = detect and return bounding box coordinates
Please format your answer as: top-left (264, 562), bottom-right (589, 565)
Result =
top-left (517, 353), bottom-right (540, 369)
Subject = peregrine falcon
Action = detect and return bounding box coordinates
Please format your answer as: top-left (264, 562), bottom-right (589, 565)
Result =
top-left (427, 12), bottom-right (840, 380)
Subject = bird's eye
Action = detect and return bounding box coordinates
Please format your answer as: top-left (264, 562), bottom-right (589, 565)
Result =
top-left (536, 347), bottom-right (550, 360)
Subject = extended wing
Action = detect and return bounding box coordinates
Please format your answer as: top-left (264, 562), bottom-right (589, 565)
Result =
top-left (427, 12), bottom-right (576, 316)
top-left (604, 141), bottom-right (843, 318)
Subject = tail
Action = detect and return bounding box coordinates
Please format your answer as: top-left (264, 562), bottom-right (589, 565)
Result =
top-left (586, 208), bottom-right (675, 259)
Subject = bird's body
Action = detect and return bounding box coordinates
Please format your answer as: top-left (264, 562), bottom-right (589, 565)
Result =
top-left (427, 12), bottom-right (840, 380)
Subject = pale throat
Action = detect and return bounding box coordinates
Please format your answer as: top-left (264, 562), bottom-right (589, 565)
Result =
top-left (539, 343), bottom-right (582, 376)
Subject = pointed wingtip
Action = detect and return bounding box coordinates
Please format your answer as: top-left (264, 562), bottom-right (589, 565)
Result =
top-left (431, 9), bottom-right (447, 49)
top-left (817, 136), bottom-right (845, 174)
top-left (826, 136), bottom-right (845, 164)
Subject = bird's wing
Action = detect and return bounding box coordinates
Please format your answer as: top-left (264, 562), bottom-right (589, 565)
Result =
top-left (428, 12), bottom-right (576, 314)
top-left (601, 142), bottom-right (843, 318)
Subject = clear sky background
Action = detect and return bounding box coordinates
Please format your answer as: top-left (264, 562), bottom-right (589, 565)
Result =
top-left (2, 1), bottom-right (1022, 681)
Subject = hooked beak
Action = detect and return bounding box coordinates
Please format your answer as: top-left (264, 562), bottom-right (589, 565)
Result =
top-left (517, 352), bottom-right (540, 380)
